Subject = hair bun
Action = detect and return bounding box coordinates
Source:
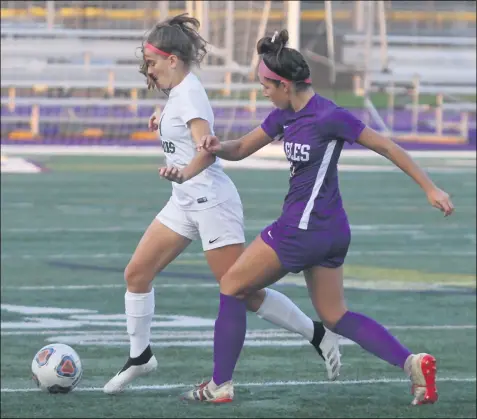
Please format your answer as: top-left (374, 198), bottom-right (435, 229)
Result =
top-left (257, 29), bottom-right (289, 55)
top-left (167, 12), bottom-right (200, 31)
top-left (274, 29), bottom-right (289, 48)
top-left (256, 37), bottom-right (279, 55)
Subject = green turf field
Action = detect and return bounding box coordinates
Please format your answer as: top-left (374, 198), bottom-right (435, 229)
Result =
top-left (1, 154), bottom-right (476, 418)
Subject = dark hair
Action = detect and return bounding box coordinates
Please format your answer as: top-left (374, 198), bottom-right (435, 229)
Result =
top-left (257, 29), bottom-right (311, 92)
top-left (139, 13), bottom-right (208, 90)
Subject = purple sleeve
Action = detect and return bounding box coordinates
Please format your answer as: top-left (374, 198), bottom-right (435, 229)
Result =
top-left (324, 107), bottom-right (366, 144)
top-left (260, 108), bottom-right (284, 140)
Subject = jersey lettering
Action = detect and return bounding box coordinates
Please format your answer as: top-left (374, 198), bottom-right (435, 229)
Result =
top-left (162, 140), bottom-right (176, 154)
top-left (285, 143), bottom-right (310, 162)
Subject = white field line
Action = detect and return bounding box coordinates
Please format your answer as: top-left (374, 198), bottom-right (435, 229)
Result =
top-left (1, 283), bottom-right (218, 291)
top-left (2, 225), bottom-right (474, 234)
top-left (1, 279), bottom-right (476, 292)
top-left (2, 325), bottom-right (475, 336)
top-left (2, 224), bottom-right (473, 239)
top-left (2, 145), bottom-right (476, 159)
top-left (1, 376), bottom-right (475, 393)
top-left (1, 249), bottom-right (475, 261)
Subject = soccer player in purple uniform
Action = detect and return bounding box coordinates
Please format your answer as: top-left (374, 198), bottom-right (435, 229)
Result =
top-left (181, 30), bottom-right (454, 405)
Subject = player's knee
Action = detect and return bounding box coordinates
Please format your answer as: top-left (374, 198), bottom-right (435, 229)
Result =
top-left (318, 307), bottom-right (348, 329)
top-left (219, 285), bottom-right (246, 300)
top-left (124, 263), bottom-right (151, 293)
top-left (219, 273), bottom-right (247, 300)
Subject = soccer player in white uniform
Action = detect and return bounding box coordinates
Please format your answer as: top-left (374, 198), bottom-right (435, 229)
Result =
top-left (103, 14), bottom-right (340, 394)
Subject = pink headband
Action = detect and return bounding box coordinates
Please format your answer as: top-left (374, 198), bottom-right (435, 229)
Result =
top-left (145, 42), bottom-right (171, 57)
top-left (258, 60), bottom-right (312, 84)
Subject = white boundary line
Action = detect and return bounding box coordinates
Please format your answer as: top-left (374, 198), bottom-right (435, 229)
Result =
top-left (1, 249), bottom-right (475, 261)
top-left (1, 281), bottom-right (475, 292)
top-left (1, 377), bottom-right (475, 393)
top-left (0, 283), bottom-right (219, 291)
top-left (1, 224), bottom-right (473, 233)
top-left (1, 145), bottom-right (476, 159)
top-left (1, 325), bottom-right (475, 336)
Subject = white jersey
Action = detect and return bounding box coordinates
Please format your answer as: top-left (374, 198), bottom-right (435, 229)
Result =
top-left (158, 72), bottom-right (237, 211)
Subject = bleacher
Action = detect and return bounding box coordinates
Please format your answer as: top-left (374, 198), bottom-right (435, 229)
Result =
top-left (1, 1), bottom-right (476, 145)
top-left (342, 34), bottom-right (476, 95)
top-left (0, 26), bottom-right (259, 90)
top-left (0, 24), bottom-right (270, 142)
top-left (340, 33), bottom-right (476, 140)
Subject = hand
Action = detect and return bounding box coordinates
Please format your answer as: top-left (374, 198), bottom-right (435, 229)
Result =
top-left (426, 187), bottom-right (454, 217)
top-left (158, 166), bottom-right (185, 184)
top-left (197, 135), bottom-right (222, 154)
top-left (149, 113), bottom-right (159, 132)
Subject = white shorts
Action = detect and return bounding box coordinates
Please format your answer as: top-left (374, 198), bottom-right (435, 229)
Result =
top-left (156, 194), bottom-right (245, 251)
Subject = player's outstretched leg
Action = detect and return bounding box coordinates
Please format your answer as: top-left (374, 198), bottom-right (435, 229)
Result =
top-left (104, 220), bottom-right (191, 394)
top-left (182, 236), bottom-right (296, 403)
top-left (207, 242), bottom-right (341, 382)
top-left (181, 293), bottom-right (246, 403)
top-left (180, 314), bottom-right (341, 403)
top-left (253, 288), bottom-right (341, 380)
top-left (333, 311), bottom-right (438, 405)
top-left (103, 290), bottom-right (158, 394)
top-left (308, 265), bottom-right (437, 405)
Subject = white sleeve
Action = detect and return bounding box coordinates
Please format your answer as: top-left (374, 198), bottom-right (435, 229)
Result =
top-left (179, 88), bottom-right (212, 125)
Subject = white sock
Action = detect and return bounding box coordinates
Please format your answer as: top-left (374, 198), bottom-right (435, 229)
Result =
top-left (256, 288), bottom-right (314, 341)
top-left (125, 289), bottom-right (155, 358)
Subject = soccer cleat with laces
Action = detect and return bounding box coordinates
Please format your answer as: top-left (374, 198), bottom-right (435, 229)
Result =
top-left (407, 353), bottom-right (438, 405)
top-left (311, 322), bottom-right (342, 381)
top-left (180, 379), bottom-right (234, 403)
top-left (103, 346), bottom-right (157, 394)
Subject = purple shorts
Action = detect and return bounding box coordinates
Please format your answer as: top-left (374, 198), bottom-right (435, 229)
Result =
top-left (260, 218), bottom-right (351, 273)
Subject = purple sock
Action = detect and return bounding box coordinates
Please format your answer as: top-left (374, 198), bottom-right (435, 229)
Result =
top-left (333, 311), bottom-right (412, 369)
top-left (212, 293), bottom-right (247, 385)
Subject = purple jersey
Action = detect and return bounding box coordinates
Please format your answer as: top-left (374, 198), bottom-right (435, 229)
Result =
top-left (261, 94), bottom-right (365, 231)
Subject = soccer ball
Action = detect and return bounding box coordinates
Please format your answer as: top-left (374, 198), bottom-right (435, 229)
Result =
top-left (31, 343), bottom-right (83, 393)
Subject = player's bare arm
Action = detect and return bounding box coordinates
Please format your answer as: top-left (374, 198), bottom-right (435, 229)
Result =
top-left (199, 127), bottom-right (274, 161)
top-left (357, 127), bottom-right (454, 216)
top-left (159, 118), bottom-right (215, 184)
